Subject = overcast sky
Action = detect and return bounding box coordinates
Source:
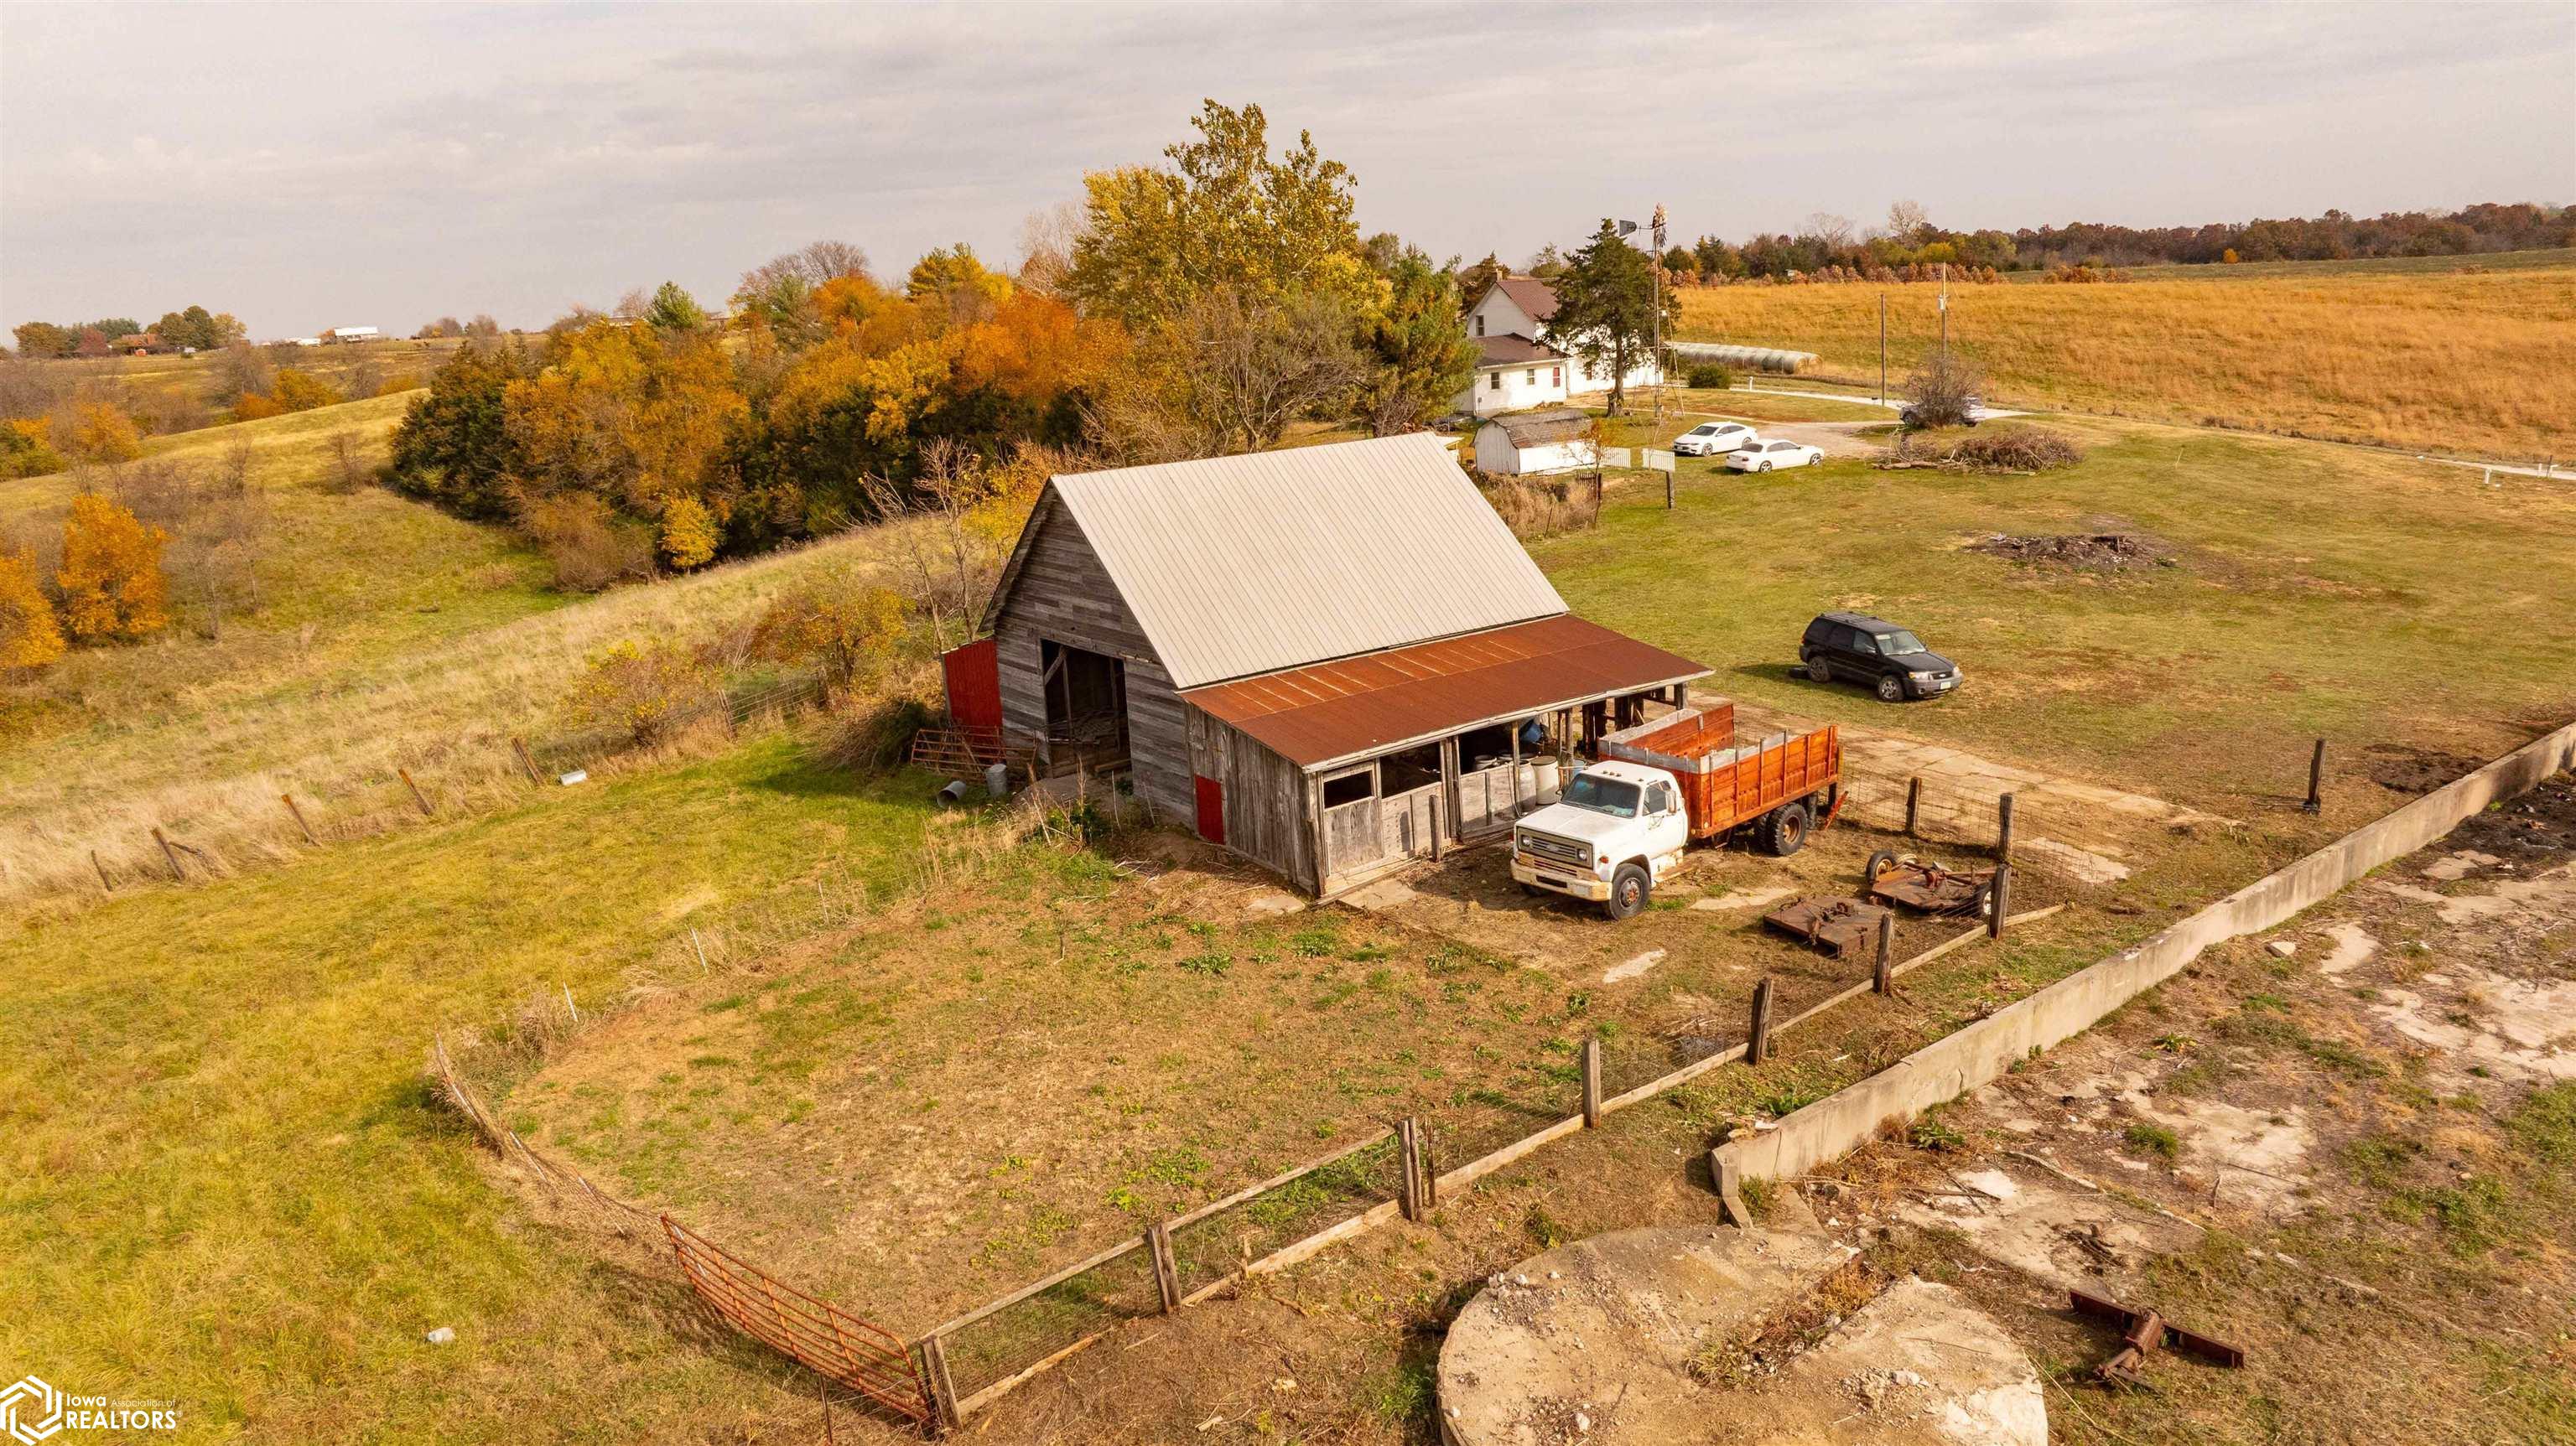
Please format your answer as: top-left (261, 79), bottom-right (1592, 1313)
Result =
top-left (3, 1), bottom-right (2569, 338)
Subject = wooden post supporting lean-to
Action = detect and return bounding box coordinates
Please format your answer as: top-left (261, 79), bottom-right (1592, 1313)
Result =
top-left (1747, 977), bottom-right (1775, 1065)
top-left (2303, 739), bottom-right (2326, 814)
top-left (1995, 791), bottom-right (2016, 863)
top-left (400, 768), bottom-right (434, 817)
top-left (1873, 914), bottom-right (1896, 995)
top-left (1581, 1039), bottom-right (1604, 1127)
top-left (1988, 863), bottom-right (2013, 940)
top-left (152, 827), bottom-right (184, 881)
top-left (282, 793), bottom-right (318, 846)
top-left (1903, 777), bottom-right (1922, 837)
top-left (1147, 1221), bottom-right (1182, 1314)
top-left (512, 737), bottom-right (543, 786)
top-left (918, 1333), bottom-right (961, 1433)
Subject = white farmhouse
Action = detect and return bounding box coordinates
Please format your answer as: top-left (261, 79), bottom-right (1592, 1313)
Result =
top-left (1461, 274), bottom-right (1662, 404)
top-left (1460, 333), bottom-right (1572, 417)
top-left (1473, 407), bottom-right (1598, 476)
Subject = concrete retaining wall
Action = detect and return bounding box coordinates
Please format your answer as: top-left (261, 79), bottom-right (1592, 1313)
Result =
top-left (1722, 722), bottom-right (2576, 1183)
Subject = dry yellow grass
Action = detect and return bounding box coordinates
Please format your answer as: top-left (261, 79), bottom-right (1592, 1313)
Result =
top-left (1677, 263), bottom-right (2576, 459)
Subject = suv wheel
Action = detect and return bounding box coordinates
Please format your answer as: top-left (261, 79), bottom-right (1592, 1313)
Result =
top-left (1805, 652), bottom-right (1834, 684)
top-left (1602, 863), bottom-right (1651, 920)
top-left (1760, 802), bottom-right (1810, 857)
top-left (1875, 673), bottom-right (1906, 702)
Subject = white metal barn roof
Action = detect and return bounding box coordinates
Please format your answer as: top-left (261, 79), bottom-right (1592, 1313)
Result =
top-left (987, 433), bottom-right (1568, 690)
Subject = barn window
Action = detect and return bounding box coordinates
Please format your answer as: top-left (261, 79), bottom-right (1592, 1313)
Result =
top-left (1379, 743), bottom-right (1443, 796)
top-left (1455, 724), bottom-right (1516, 771)
top-left (1322, 767), bottom-right (1375, 808)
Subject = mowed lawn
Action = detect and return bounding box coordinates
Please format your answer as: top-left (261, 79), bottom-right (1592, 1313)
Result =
top-left (1675, 260), bottom-right (2576, 458)
top-left (1534, 414), bottom-right (2576, 816)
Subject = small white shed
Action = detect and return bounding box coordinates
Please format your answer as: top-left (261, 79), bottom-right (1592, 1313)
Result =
top-left (1474, 408), bottom-right (1598, 476)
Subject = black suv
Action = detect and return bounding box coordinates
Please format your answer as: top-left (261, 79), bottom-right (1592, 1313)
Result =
top-left (1800, 612), bottom-right (1962, 702)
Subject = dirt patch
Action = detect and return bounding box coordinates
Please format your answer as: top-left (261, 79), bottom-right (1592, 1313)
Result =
top-left (2360, 741), bottom-right (2489, 795)
top-left (1968, 532), bottom-right (2174, 571)
top-left (2445, 764), bottom-right (2576, 858)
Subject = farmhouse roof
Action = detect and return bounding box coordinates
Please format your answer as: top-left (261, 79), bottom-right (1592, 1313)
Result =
top-left (1480, 407), bottom-right (1592, 448)
top-left (1182, 614), bottom-right (1708, 770)
top-left (1470, 274), bottom-right (1560, 324)
top-left (982, 433), bottom-right (1566, 690)
top-left (1472, 334), bottom-right (1567, 367)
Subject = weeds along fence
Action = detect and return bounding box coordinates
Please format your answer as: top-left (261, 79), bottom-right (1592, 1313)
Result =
top-left (65, 667), bottom-right (829, 897)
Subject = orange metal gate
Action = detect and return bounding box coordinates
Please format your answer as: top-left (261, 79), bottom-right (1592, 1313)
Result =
top-left (663, 1217), bottom-right (930, 1425)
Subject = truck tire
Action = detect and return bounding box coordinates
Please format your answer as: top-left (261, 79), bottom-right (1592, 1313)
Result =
top-left (1603, 863), bottom-right (1651, 920)
top-left (1761, 802), bottom-right (1811, 857)
top-left (1864, 849), bottom-right (1898, 888)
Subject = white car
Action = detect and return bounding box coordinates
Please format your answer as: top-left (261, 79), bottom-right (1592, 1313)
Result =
top-left (1726, 438), bottom-right (1825, 472)
top-left (1672, 421), bottom-right (1757, 456)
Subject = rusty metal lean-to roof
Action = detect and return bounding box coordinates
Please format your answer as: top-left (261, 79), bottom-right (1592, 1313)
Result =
top-left (1182, 614), bottom-right (1711, 771)
top-left (981, 433), bottom-right (1567, 690)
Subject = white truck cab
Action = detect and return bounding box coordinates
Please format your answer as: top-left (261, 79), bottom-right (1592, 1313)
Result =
top-left (1509, 760), bottom-right (1691, 919)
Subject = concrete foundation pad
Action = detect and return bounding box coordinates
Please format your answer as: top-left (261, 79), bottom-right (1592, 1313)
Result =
top-left (1437, 1227), bottom-right (2042, 1445)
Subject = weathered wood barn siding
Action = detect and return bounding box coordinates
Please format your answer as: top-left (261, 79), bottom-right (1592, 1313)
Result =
top-left (1187, 711), bottom-right (1318, 893)
top-left (991, 495), bottom-right (1192, 821)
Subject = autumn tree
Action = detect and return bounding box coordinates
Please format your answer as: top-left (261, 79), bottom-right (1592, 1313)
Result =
top-left (1067, 100), bottom-right (1368, 330)
top-left (1, 418), bottom-right (63, 479)
top-left (65, 402), bottom-right (143, 463)
top-left (754, 573), bottom-right (907, 685)
top-left (1544, 220), bottom-right (1676, 415)
top-left (0, 547), bottom-right (65, 671)
top-left (906, 245), bottom-right (1013, 329)
top-left (212, 341), bottom-right (275, 403)
top-left (269, 369), bottom-right (346, 412)
top-left (13, 323), bottom-right (74, 359)
top-left (734, 241), bottom-right (872, 352)
top-left (56, 492), bottom-right (169, 641)
top-left (658, 495), bottom-right (718, 569)
top-left (568, 638), bottom-right (719, 745)
top-left (1353, 250), bottom-right (1478, 435)
top-left (1096, 288), bottom-right (1361, 459)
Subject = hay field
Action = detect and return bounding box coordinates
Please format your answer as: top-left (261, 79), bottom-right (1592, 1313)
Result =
top-left (1676, 260), bottom-right (2576, 459)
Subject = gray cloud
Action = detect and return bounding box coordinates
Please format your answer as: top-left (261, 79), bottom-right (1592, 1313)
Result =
top-left (3, 1), bottom-right (2568, 336)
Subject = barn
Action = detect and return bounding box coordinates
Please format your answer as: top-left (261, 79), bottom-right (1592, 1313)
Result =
top-left (970, 433), bottom-right (1709, 896)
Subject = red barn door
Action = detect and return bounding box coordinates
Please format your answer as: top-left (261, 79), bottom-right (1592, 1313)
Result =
top-left (1194, 775), bottom-right (1225, 844)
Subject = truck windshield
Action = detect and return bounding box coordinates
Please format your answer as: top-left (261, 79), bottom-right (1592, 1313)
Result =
top-left (1562, 775), bottom-right (1642, 818)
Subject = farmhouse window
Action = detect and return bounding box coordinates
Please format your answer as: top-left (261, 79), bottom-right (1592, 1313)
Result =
top-left (1488, 372), bottom-right (1501, 391)
top-left (1525, 369), bottom-right (1536, 385)
top-left (1474, 315), bottom-right (1486, 337)
top-left (1322, 766), bottom-right (1376, 809)
top-left (1551, 365), bottom-right (1562, 386)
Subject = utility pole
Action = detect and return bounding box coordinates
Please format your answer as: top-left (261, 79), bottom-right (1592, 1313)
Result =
top-left (1878, 291), bottom-right (1888, 404)
top-left (1938, 262), bottom-right (1950, 355)
top-left (1650, 205), bottom-right (1668, 426)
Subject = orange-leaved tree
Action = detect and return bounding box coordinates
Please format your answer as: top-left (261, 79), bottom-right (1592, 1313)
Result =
top-left (0, 547), bottom-right (66, 670)
top-left (270, 370), bottom-right (347, 412)
top-left (65, 402), bottom-right (143, 464)
top-left (56, 492), bottom-right (171, 641)
top-left (754, 574), bottom-right (907, 685)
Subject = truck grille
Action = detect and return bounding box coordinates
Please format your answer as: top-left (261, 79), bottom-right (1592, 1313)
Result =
top-left (1518, 830), bottom-right (1589, 871)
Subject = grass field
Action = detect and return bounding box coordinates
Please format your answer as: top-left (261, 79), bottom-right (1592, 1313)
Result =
top-left (7, 336), bottom-right (470, 436)
top-left (1676, 257), bottom-right (2576, 459)
top-left (2002, 245), bottom-right (2576, 282)
top-left (1540, 415), bottom-right (2576, 813)
top-left (11, 389), bottom-right (2576, 1439)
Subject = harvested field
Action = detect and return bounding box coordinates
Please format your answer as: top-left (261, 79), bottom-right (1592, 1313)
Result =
top-left (1675, 262), bottom-right (2576, 458)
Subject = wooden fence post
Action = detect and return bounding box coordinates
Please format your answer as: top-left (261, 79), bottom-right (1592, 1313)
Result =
top-left (2303, 739), bottom-right (2325, 815)
top-left (1988, 863), bottom-right (2012, 940)
top-left (512, 737), bottom-right (543, 786)
top-left (152, 827), bottom-right (184, 881)
top-left (918, 1333), bottom-right (961, 1433)
top-left (1995, 791), bottom-right (2015, 863)
top-left (399, 768), bottom-right (434, 817)
top-left (1747, 977), bottom-right (1775, 1065)
top-left (1904, 777), bottom-right (1922, 837)
top-left (1581, 1039), bottom-right (1604, 1127)
top-left (281, 793), bottom-right (318, 846)
top-left (1873, 914), bottom-right (1896, 995)
top-left (1397, 1117), bottom-right (1427, 1221)
top-left (1147, 1221), bottom-right (1182, 1314)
